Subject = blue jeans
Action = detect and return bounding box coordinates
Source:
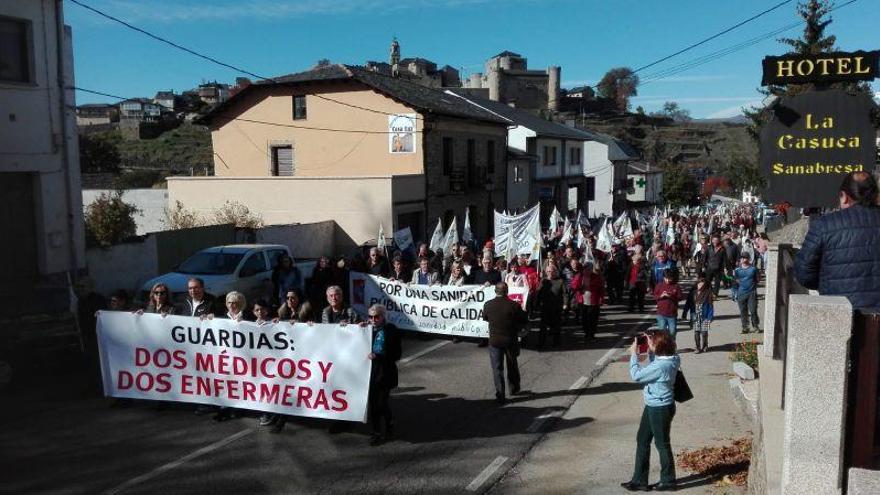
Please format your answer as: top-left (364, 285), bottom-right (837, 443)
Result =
top-left (655, 316), bottom-right (678, 338)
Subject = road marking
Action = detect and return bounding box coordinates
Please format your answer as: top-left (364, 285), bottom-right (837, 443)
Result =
top-left (569, 375), bottom-right (588, 390)
top-left (527, 409), bottom-right (564, 433)
top-left (103, 428), bottom-right (253, 495)
top-left (466, 455), bottom-right (509, 492)
top-left (399, 340), bottom-right (451, 366)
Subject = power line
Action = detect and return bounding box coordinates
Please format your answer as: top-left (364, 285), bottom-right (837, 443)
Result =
top-left (71, 86), bottom-right (422, 134)
top-left (638, 0), bottom-right (859, 85)
top-left (632, 0), bottom-right (793, 74)
top-left (69, 0), bottom-right (426, 121)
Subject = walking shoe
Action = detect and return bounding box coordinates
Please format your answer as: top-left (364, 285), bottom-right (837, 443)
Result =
top-left (495, 395), bottom-right (506, 405)
top-left (752, 326), bottom-right (763, 333)
top-left (741, 327), bottom-right (751, 334)
top-left (652, 481), bottom-right (677, 491)
top-left (620, 481), bottom-right (652, 491)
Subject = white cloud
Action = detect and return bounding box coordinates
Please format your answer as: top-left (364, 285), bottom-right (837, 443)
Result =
top-left (643, 74), bottom-right (734, 83)
top-left (633, 95), bottom-right (759, 104)
top-left (706, 100), bottom-right (762, 119)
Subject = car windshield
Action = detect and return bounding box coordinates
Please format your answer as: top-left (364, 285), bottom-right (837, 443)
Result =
top-left (176, 252), bottom-right (245, 275)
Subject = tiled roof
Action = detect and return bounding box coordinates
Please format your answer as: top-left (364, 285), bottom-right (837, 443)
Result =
top-left (447, 90), bottom-right (592, 141)
top-left (201, 64), bottom-right (508, 125)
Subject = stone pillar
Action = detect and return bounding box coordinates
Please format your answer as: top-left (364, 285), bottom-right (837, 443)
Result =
top-left (487, 68), bottom-right (501, 102)
top-left (781, 295), bottom-right (852, 495)
top-left (547, 66), bottom-right (560, 111)
top-left (469, 73), bottom-right (482, 89)
top-left (763, 245), bottom-right (779, 357)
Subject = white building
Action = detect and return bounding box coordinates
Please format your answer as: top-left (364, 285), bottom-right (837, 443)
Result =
top-left (626, 162), bottom-right (664, 208)
top-left (580, 131), bottom-right (641, 218)
top-left (449, 90), bottom-right (590, 221)
top-left (0, 0), bottom-right (86, 317)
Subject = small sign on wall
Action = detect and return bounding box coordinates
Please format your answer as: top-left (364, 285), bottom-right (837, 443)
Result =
top-left (389, 114), bottom-right (416, 153)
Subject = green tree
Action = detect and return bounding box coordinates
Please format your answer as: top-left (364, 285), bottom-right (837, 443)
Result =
top-left (84, 191), bottom-right (139, 246)
top-left (653, 101), bottom-right (692, 122)
top-left (79, 132), bottom-right (121, 173)
top-left (662, 163), bottom-right (700, 207)
top-left (597, 67), bottom-right (639, 113)
top-left (744, 0), bottom-right (875, 141)
top-left (723, 155), bottom-right (767, 193)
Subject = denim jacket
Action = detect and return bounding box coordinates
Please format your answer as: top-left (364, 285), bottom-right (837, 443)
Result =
top-left (630, 353), bottom-right (680, 407)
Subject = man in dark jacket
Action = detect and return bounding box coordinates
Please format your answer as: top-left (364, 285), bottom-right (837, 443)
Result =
top-left (796, 172), bottom-right (880, 311)
top-left (537, 264), bottom-right (565, 348)
top-left (179, 278), bottom-right (218, 318)
top-left (482, 283), bottom-right (528, 404)
top-left (366, 304), bottom-right (402, 446)
top-left (704, 236), bottom-right (727, 297)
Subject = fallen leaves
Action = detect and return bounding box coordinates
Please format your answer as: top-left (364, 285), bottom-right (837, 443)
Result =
top-left (676, 437), bottom-right (752, 487)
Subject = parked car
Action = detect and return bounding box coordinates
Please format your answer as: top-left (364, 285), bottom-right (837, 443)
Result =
top-left (139, 244), bottom-right (314, 307)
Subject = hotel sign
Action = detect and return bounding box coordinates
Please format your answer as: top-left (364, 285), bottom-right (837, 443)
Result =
top-left (761, 50), bottom-right (879, 86)
top-left (759, 90), bottom-right (877, 207)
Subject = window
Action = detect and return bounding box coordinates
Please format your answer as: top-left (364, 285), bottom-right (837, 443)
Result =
top-left (266, 249), bottom-right (288, 268)
top-left (271, 145), bottom-right (294, 176)
top-left (239, 253), bottom-right (267, 277)
top-left (487, 140), bottom-right (495, 175)
top-left (467, 139), bottom-right (476, 186)
top-left (626, 178), bottom-right (634, 189)
top-left (293, 95), bottom-right (307, 120)
top-left (0, 17), bottom-right (31, 83)
top-left (513, 164), bottom-right (524, 183)
top-left (569, 147), bottom-right (581, 165)
top-left (543, 146), bottom-right (557, 166)
top-left (442, 137), bottom-right (454, 176)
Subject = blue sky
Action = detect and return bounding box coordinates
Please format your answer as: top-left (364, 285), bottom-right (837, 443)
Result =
top-left (66, 0), bottom-right (879, 118)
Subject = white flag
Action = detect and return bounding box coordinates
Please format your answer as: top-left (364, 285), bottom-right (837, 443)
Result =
top-left (549, 206), bottom-right (562, 229)
top-left (429, 219), bottom-right (444, 252)
top-left (377, 222), bottom-right (386, 251)
top-left (596, 218), bottom-right (613, 253)
top-left (576, 223), bottom-right (587, 250)
top-left (576, 209), bottom-right (591, 229)
top-left (462, 209), bottom-right (474, 244)
top-left (442, 216), bottom-right (459, 254)
top-left (559, 217), bottom-right (572, 245)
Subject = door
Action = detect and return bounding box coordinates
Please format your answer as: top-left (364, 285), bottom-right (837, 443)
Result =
top-left (237, 251), bottom-right (269, 302)
top-left (0, 174), bottom-right (38, 292)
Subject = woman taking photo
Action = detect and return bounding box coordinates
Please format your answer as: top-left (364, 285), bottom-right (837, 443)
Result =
top-left (622, 330), bottom-right (680, 492)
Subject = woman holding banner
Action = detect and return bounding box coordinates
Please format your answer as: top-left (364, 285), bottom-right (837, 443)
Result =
top-left (447, 261), bottom-right (467, 286)
top-left (137, 283), bottom-right (177, 316)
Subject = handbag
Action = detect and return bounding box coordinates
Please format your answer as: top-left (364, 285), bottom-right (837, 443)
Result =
top-left (674, 369), bottom-right (694, 403)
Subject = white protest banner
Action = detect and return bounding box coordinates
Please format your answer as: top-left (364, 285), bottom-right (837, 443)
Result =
top-left (494, 204), bottom-right (541, 262)
top-left (97, 312), bottom-right (371, 422)
top-left (349, 273), bottom-right (528, 338)
top-left (429, 219), bottom-right (444, 252)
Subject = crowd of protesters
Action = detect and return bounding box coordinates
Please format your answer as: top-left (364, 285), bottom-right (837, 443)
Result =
top-left (86, 201), bottom-right (764, 450)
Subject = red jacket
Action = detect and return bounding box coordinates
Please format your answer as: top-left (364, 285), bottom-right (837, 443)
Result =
top-left (571, 270), bottom-right (605, 306)
top-left (653, 282), bottom-right (682, 317)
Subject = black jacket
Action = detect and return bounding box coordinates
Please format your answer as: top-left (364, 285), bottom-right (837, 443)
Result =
top-left (482, 296), bottom-right (528, 348)
top-left (371, 323), bottom-right (402, 389)
top-left (705, 245), bottom-right (727, 273)
top-left (795, 205), bottom-right (880, 311)
top-left (178, 294), bottom-right (218, 318)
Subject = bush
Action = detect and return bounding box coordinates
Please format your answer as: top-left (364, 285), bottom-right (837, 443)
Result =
top-left (84, 191), bottom-right (139, 246)
top-left (165, 200), bottom-right (203, 230)
top-left (79, 132), bottom-right (121, 173)
top-left (729, 339), bottom-right (760, 371)
top-left (213, 201), bottom-right (262, 229)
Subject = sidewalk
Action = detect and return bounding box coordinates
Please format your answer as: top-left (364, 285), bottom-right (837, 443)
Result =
top-left (492, 286), bottom-right (761, 494)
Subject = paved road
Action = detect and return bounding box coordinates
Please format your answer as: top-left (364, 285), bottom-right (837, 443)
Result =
top-left (1, 305), bottom-right (653, 495)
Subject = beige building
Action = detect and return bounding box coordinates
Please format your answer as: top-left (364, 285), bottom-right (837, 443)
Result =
top-left (0, 0), bottom-right (86, 317)
top-left (175, 64), bottom-right (510, 248)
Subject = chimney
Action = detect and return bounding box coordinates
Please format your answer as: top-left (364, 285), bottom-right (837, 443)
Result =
top-left (547, 65), bottom-right (560, 111)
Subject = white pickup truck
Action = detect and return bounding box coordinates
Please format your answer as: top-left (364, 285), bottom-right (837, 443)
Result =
top-left (139, 244), bottom-right (315, 305)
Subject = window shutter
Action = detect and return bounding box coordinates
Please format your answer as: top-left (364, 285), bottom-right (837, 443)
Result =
top-left (276, 147), bottom-right (294, 176)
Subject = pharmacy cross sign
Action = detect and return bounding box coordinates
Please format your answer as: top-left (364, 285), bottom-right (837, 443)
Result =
top-left (636, 178), bottom-right (646, 188)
